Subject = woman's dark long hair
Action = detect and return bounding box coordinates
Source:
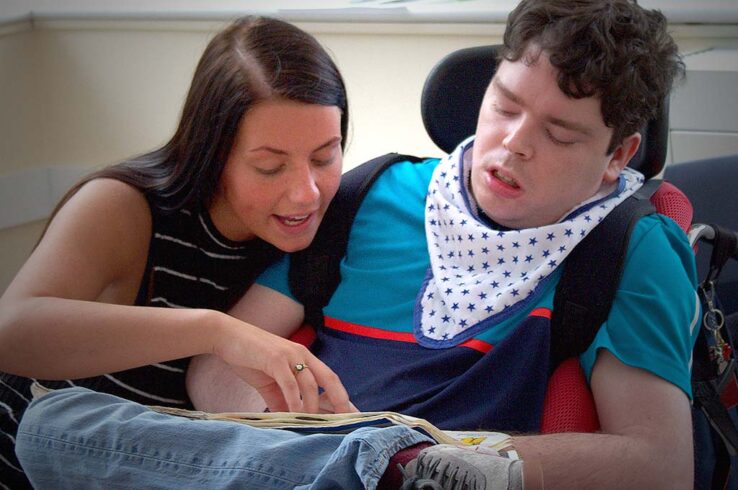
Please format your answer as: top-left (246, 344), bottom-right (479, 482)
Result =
top-left (48, 16), bottom-right (348, 222)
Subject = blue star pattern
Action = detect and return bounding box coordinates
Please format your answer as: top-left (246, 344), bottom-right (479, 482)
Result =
top-left (416, 137), bottom-right (645, 345)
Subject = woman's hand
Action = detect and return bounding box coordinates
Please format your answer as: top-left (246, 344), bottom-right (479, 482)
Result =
top-left (212, 315), bottom-right (355, 414)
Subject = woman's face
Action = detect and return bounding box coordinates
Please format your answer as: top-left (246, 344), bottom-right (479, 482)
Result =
top-left (209, 99), bottom-right (343, 252)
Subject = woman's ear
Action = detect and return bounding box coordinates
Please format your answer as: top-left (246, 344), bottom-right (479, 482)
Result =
top-left (603, 132), bottom-right (642, 184)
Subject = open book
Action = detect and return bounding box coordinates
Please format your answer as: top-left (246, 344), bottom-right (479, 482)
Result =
top-left (30, 382), bottom-right (515, 457)
top-left (150, 405), bottom-right (516, 457)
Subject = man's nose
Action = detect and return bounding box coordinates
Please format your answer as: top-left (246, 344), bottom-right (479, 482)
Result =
top-left (502, 117), bottom-right (534, 159)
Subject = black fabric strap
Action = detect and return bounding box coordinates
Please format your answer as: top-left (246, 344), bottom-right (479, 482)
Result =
top-left (289, 153), bottom-right (426, 328)
top-left (706, 224), bottom-right (738, 285)
top-left (549, 179), bottom-right (659, 371)
top-left (692, 230), bottom-right (738, 490)
top-left (695, 374), bottom-right (738, 455)
top-left (712, 434), bottom-right (732, 490)
top-left (693, 370), bottom-right (738, 490)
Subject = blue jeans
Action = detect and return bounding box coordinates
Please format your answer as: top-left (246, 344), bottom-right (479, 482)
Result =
top-left (15, 387), bottom-right (432, 489)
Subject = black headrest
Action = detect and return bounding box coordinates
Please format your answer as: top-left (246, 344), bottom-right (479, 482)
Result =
top-left (420, 45), bottom-right (668, 180)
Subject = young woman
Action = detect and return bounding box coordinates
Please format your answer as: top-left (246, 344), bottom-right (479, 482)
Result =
top-left (0, 16), bottom-right (352, 488)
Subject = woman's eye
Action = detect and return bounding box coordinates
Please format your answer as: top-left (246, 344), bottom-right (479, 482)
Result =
top-left (312, 157), bottom-right (334, 166)
top-left (312, 149), bottom-right (339, 166)
top-left (254, 166), bottom-right (282, 175)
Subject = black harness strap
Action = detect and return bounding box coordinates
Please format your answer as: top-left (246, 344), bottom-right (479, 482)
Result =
top-left (288, 154), bottom-right (738, 488)
top-left (289, 153), bottom-right (426, 328)
top-left (549, 179), bottom-right (660, 371)
top-left (291, 152), bottom-right (661, 373)
top-left (706, 224), bottom-right (738, 285)
top-left (692, 225), bottom-right (738, 489)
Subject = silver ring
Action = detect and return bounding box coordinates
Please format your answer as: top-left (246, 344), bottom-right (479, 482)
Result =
top-left (294, 362), bottom-right (308, 373)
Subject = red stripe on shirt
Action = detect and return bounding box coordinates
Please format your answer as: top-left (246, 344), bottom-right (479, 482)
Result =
top-left (323, 307), bottom-right (552, 354)
top-left (324, 316), bottom-right (417, 343)
top-left (458, 338), bottom-right (493, 353)
top-left (530, 307), bottom-right (552, 319)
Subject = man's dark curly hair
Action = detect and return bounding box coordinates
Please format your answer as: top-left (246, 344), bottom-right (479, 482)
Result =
top-left (501, 0), bottom-right (685, 154)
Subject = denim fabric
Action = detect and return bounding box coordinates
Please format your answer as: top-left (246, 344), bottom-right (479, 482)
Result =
top-left (15, 388), bottom-right (432, 489)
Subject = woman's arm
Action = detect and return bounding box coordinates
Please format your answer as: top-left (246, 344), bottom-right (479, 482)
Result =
top-left (0, 177), bottom-right (189, 377)
top-left (187, 283), bottom-right (315, 412)
top-left (187, 284), bottom-right (356, 414)
top-left (0, 179), bottom-right (350, 413)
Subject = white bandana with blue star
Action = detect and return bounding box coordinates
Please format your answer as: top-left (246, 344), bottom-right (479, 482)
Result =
top-left (414, 137), bottom-right (645, 348)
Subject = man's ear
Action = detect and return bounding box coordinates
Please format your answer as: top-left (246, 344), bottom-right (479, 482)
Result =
top-left (603, 132), bottom-right (642, 184)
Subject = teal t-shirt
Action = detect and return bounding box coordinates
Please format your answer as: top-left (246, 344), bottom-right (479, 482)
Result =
top-left (258, 158), bottom-right (699, 397)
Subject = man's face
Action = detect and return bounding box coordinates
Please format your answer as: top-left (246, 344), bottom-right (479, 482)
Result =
top-left (470, 50), bottom-right (638, 229)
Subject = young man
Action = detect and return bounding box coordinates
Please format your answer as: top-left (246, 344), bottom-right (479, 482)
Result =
top-left (16, 1), bottom-right (696, 488)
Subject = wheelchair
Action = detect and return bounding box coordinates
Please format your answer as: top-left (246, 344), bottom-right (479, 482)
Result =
top-left (421, 44), bottom-right (738, 490)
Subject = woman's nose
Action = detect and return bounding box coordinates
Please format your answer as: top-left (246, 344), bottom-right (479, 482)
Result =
top-left (288, 165), bottom-right (320, 205)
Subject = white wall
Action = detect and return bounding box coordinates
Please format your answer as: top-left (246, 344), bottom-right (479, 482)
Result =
top-left (0, 18), bottom-right (502, 290)
top-left (0, 12), bottom-right (737, 292)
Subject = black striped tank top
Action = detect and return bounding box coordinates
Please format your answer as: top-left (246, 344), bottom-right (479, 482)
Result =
top-left (1, 204), bottom-right (283, 488)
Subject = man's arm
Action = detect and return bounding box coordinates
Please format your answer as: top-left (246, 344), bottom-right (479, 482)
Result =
top-left (187, 284), bottom-right (306, 412)
top-left (514, 350), bottom-right (693, 490)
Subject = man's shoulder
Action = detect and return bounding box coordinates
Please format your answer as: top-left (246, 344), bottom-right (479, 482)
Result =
top-left (373, 156), bottom-right (440, 185)
top-left (360, 156), bottom-right (440, 204)
top-left (628, 213), bottom-right (692, 258)
top-left (624, 212), bottom-right (697, 283)
top-left (343, 157), bottom-right (436, 267)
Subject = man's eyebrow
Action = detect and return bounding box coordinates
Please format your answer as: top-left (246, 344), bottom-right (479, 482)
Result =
top-left (248, 136), bottom-right (342, 155)
top-left (493, 78), bottom-right (592, 137)
top-left (492, 78), bottom-right (523, 106)
top-left (545, 116), bottom-right (592, 137)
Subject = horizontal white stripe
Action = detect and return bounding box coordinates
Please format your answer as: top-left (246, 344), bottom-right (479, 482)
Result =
top-left (198, 276), bottom-right (228, 291)
top-left (154, 233), bottom-right (248, 260)
top-left (153, 266), bottom-right (195, 281)
top-left (202, 249), bottom-right (249, 260)
top-left (198, 213), bottom-right (245, 251)
top-left (153, 266), bottom-right (228, 291)
top-left (1, 428), bottom-right (15, 444)
top-left (102, 374), bottom-right (186, 405)
top-left (154, 233), bottom-right (196, 250)
top-left (0, 401), bottom-right (18, 424)
top-left (152, 363), bottom-right (185, 373)
top-left (0, 379), bottom-right (29, 404)
top-left (0, 453), bottom-right (23, 474)
top-left (150, 297), bottom-right (185, 308)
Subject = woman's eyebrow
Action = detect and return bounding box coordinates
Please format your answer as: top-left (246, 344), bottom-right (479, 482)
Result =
top-left (249, 136), bottom-right (341, 155)
top-left (248, 146), bottom-right (287, 155)
top-left (311, 136), bottom-right (342, 153)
